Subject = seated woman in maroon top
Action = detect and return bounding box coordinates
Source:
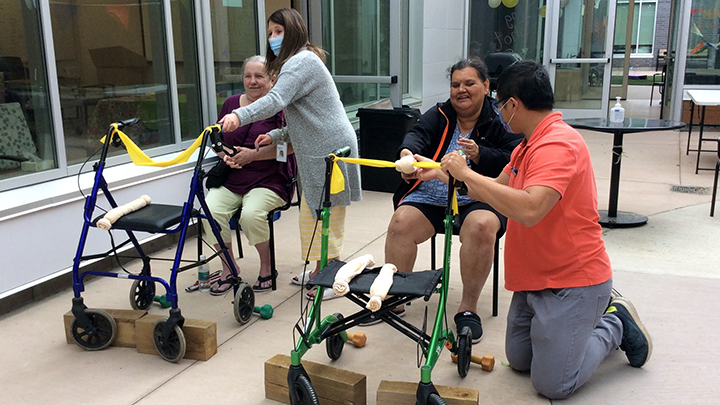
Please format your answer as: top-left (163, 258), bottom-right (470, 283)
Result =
top-left (203, 55), bottom-right (296, 294)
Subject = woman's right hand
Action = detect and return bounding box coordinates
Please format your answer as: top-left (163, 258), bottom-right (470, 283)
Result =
top-left (254, 134), bottom-right (273, 149)
top-left (223, 147), bottom-right (254, 168)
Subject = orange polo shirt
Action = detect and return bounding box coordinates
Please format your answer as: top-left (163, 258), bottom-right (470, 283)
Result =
top-left (502, 112), bottom-right (611, 291)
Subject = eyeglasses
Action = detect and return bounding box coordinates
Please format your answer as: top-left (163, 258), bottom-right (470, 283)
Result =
top-left (492, 98), bottom-right (510, 115)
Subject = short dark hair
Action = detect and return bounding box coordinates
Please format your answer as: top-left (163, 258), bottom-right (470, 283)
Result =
top-left (447, 58), bottom-right (489, 82)
top-left (496, 60), bottom-right (554, 111)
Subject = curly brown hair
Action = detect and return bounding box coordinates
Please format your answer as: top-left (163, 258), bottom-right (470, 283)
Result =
top-left (265, 8), bottom-right (326, 77)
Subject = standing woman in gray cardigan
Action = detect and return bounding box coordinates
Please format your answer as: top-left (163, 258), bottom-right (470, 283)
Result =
top-left (219, 8), bottom-right (362, 300)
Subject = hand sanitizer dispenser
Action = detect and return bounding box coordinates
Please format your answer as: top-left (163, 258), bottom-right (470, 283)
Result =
top-left (610, 97), bottom-right (625, 123)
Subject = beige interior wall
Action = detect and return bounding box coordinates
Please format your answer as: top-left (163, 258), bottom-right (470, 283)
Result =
top-left (265, 0), bottom-right (292, 20)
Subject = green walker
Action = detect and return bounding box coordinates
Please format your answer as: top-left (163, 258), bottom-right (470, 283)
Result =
top-left (286, 148), bottom-right (472, 405)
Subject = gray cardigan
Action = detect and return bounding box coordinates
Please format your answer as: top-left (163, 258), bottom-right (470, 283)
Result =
top-left (232, 50), bottom-right (362, 217)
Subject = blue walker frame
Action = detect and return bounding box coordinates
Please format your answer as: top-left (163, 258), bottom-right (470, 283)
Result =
top-left (68, 120), bottom-right (254, 362)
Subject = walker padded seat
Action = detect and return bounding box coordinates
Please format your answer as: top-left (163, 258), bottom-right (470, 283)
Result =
top-left (307, 259), bottom-right (442, 299)
top-left (93, 204), bottom-right (199, 232)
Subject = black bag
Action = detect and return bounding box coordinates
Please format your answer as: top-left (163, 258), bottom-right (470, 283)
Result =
top-left (205, 162), bottom-right (231, 189)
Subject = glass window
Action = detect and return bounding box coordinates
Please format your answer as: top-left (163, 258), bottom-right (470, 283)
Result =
top-left (0, 0), bottom-right (56, 181)
top-left (614, 0), bottom-right (657, 56)
top-left (50, 0), bottom-right (174, 165)
top-left (322, 0), bottom-right (389, 108)
top-left (321, 0), bottom-right (410, 109)
top-left (468, 0), bottom-right (546, 90)
top-left (685, 1), bottom-right (720, 85)
top-left (209, 0), bottom-right (259, 113)
top-left (172, 0), bottom-right (203, 140)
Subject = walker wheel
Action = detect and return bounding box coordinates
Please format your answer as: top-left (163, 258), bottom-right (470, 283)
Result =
top-left (426, 393), bottom-right (447, 405)
top-left (290, 374), bottom-right (319, 405)
top-left (325, 313), bottom-right (344, 361)
top-left (456, 326), bottom-right (472, 378)
top-left (152, 317), bottom-right (186, 363)
top-left (129, 279), bottom-right (155, 310)
top-left (233, 283), bottom-right (255, 324)
top-left (70, 308), bottom-right (117, 351)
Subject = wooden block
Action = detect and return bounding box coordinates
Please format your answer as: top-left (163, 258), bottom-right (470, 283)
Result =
top-left (377, 380), bottom-right (478, 405)
top-left (135, 314), bottom-right (217, 361)
top-left (265, 354), bottom-right (366, 405)
top-left (64, 309), bottom-right (148, 348)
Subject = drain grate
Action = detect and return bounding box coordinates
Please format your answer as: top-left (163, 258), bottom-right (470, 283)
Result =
top-left (671, 185), bottom-right (708, 194)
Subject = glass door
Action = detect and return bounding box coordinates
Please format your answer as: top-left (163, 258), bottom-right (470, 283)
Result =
top-left (545, 0), bottom-right (617, 119)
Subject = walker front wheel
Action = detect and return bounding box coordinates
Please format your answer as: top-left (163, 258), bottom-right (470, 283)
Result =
top-left (290, 374), bottom-right (319, 405)
top-left (152, 317), bottom-right (186, 363)
top-left (456, 327), bottom-right (472, 378)
top-left (325, 313), bottom-right (344, 361)
top-left (70, 308), bottom-right (117, 351)
top-left (129, 279), bottom-right (155, 310)
top-left (233, 283), bottom-right (254, 324)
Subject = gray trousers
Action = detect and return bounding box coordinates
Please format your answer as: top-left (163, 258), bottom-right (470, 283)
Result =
top-left (505, 278), bottom-right (622, 399)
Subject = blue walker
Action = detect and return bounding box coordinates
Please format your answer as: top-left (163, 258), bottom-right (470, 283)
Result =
top-left (68, 120), bottom-right (254, 362)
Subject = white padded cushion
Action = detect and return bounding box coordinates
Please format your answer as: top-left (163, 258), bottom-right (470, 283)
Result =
top-left (0, 102), bottom-right (38, 171)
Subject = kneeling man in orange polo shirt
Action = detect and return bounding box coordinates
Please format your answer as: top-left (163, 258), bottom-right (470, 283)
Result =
top-left (435, 60), bottom-right (651, 399)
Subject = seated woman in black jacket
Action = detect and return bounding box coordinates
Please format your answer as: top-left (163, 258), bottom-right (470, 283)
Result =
top-left (372, 59), bottom-right (522, 340)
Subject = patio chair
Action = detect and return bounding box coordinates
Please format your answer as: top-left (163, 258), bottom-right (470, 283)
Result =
top-left (430, 227), bottom-right (500, 317)
top-left (231, 177), bottom-right (299, 291)
top-left (650, 65), bottom-right (666, 106)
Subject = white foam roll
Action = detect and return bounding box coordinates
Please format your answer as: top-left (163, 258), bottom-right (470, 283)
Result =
top-left (366, 263), bottom-right (398, 311)
top-left (332, 254), bottom-right (375, 296)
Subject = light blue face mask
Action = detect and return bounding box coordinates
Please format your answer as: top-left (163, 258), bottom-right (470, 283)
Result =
top-left (492, 98), bottom-right (516, 134)
top-left (499, 110), bottom-right (516, 134)
top-left (269, 36), bottom-right (283, 56)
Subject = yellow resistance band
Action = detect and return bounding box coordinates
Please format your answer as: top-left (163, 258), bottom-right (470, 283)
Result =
top-left (100, 123), bottom-right (208, 167)
top-left (330, 156), bottom-right (459, 215)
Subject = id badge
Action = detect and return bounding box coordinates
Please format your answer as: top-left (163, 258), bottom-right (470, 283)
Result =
top-left (276, 142), bottom-right (288, 162)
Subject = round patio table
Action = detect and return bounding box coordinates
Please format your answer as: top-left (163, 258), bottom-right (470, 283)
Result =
top-left (564, 118), bottom-right (686, 228)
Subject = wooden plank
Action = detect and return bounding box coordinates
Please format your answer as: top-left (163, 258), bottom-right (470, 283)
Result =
top-left (377, 380), bottom-right (478, 405)
top-left (135, 314), bottom-right (217, 361)
top-left (265, 354), bottom-right (366, 405)
top-left (63, 309), bottom-right (147, 348)
top-left (264, 382), bottom-right (345, 405)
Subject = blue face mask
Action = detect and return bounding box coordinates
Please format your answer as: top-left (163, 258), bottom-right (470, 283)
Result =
top-left (492, 98), bottom-right (516, 134)
top-left (269, 36), bottom-right (283, 56)
top-left (498, 110), bottom-right (516, 134)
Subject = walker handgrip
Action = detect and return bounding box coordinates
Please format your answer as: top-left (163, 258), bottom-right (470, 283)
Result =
top-left (332, 146), bottom-right (351, 158)
top-left (117, 118), bottom-right (140, 129)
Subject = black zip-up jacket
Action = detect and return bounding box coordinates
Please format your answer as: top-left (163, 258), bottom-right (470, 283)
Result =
top-left (393, 96), bottom-right (523, 208)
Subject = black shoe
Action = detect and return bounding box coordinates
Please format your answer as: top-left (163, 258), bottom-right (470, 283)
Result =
top-left (209, 277), bottom-right (235, 296)
top-left (608, 297), bottom-right (652, 367)
top-left (360, 308), bottom-right (405, 326)
top-left (253, 269), bottom-right (278, 292)
top-left (454, 311), bottom-right (483, 344)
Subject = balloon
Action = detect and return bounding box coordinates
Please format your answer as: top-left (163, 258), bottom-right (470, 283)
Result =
top-left (488, 0), bottom-right (502, 8)
top-left (502, 0), bottom-right (519, 8)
